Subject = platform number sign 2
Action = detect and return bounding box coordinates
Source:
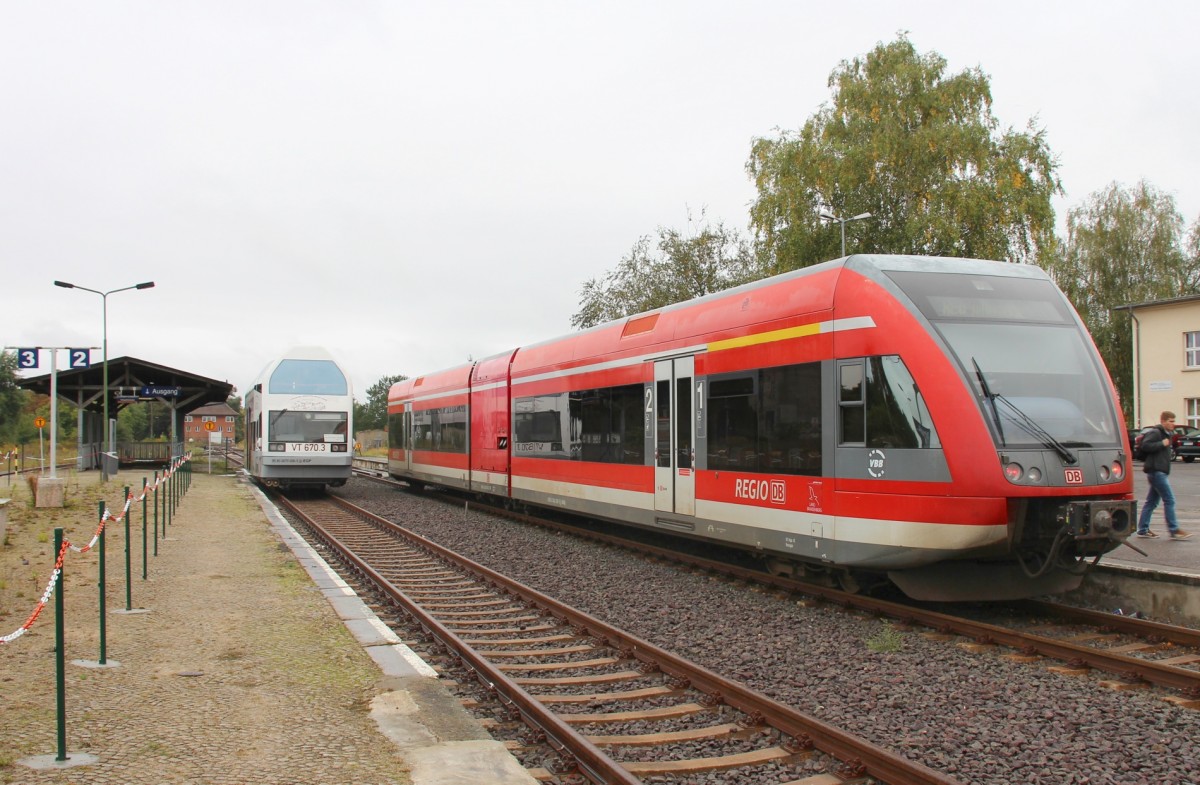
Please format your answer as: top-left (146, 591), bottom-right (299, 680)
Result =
top-left (69, 349), bottom-right (91, 369)
top-left (17, 348), bottom-right (38, 369)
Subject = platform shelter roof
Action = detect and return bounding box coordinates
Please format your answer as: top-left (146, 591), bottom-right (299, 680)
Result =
top-left (17, 355), bottom-right (234, 415)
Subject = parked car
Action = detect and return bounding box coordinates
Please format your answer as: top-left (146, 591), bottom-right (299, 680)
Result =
top-left (1174, 426), bottom-right (1200, 462)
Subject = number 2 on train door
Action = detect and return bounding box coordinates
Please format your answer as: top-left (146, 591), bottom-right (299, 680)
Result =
top-left (653, 357), bottom-right (696, 516)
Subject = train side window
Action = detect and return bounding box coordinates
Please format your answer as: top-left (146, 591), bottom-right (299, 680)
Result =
top-left (839, 356), bottom-right (940, 449)
top-left (388, 411), bottom-right (406, 451)
top-left (706, 373), bottom-right (758, 471)
top-left (569, 384), bottom-right (645, 465)
top-left (865, 356), bottom-right (939, 449)
top-left (707, 364), bottom-right (822, 476)
top-left (513, 394), bottom-right (568, 459)
top-left (839, 361), bottom-right (866, 444)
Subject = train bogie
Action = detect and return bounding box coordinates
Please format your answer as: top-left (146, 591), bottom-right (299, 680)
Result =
top-left (387, 255), bottom-right (1135, 601)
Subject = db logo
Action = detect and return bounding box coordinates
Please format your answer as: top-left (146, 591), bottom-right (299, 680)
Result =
top-left (769, 480), bottom-right (786, 505)
top-left (1064, 468), bottom-right (1084, 485)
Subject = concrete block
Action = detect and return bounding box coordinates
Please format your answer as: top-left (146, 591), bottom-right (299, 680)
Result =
top-left (34, 477), bottom-right (65, 509)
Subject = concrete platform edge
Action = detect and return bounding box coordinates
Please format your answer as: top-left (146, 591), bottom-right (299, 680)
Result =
top-left (245, 480), bottom-right (539, 785)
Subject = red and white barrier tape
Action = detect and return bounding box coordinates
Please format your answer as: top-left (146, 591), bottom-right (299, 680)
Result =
top-left (1, 455), bottom-right (190, 645)
top-left (1, 539), bottom-right (69, 644)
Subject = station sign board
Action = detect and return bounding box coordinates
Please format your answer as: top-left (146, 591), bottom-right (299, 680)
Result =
top-left (140, 385), bottom-right (182, 398)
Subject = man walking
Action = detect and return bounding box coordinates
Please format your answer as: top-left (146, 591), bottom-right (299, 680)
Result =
top-left (1137, 411), bottom-right (1192, 539)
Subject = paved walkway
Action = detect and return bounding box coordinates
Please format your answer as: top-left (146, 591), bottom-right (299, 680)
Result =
top-left (1, 469), bottom-right (534, 785)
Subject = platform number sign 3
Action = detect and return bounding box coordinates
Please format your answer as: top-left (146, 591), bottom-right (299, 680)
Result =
top-left (69, 349), bottom-right (91, 369)
top-left (17, 348), bottom-right (38, 369)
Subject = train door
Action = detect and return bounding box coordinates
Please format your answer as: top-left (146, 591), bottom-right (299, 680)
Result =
top-left (401, 403), bottom-right (413, 474)
top-left (653, 356), bottom-right (696, 516)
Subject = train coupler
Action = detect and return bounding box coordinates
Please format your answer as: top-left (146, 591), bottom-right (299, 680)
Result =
top-left (1058, 500), bottom-right (1136, 542)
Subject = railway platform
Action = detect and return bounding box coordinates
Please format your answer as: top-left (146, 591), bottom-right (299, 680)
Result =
top-left (1074, 465), bottom-right (1200, 625)
top-left (2, 469), bottom-right (536, 785)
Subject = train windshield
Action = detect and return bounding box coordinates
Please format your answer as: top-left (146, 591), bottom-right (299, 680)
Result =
top-left (268, 359), bottom-right (348, 395)
top-left (887, 271), bottom-right (1120, 448)
top-left (269, 411), bottom-right (348, 443)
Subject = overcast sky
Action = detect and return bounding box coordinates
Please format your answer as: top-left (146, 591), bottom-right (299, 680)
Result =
top-left (3, 1), bottom-right (1197, 402)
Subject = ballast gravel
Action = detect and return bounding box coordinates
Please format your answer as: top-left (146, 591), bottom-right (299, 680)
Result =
top-left (335, 480), bottom-right (1200, 785)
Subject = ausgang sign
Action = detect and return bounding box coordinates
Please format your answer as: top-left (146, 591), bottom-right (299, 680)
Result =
top-left (140, 385), bottom-right (182, 398)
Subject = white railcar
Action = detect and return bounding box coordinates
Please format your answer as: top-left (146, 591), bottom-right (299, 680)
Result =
top-left (244, 346), bottom-right (353, 488)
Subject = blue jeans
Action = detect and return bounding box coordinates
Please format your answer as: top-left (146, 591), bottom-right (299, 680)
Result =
top-left (1138, 471), bottom-right (1179, 534)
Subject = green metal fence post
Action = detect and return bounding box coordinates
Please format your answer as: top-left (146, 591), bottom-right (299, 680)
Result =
top-left (123, 486), bottom-right (132, 611)
top-left (154, 470), bottom-right (160, 548)
top-left (54, 527), bottom-right (68, 762)
top-left (97, 501), bottom-right (107, 665)
top-left (141, 477), bottom-right (148, 579)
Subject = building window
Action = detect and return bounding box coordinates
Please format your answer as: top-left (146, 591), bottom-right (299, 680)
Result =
top-left (1189, 399), bottom-right (1200, 429)
top-left (185, 415), bottom-right (193, 423)
top-left (1187, 332), bottom-right (1200, 368)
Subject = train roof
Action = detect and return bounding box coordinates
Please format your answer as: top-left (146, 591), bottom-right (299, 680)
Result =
top-left (248, 345), bottom-right (348, 391)
top-left (387, 254), bottom-right (1051, 399)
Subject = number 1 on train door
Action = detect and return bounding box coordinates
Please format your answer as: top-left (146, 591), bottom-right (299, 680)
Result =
top-left (654, 357), bottom-right (696, 516)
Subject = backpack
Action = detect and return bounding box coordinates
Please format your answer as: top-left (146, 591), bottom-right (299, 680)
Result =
top-left (1133, 431), bottom-right (1146, 461)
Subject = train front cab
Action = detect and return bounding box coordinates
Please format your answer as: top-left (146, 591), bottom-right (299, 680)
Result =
top-left (842, 257), bottom-right (1135, 599)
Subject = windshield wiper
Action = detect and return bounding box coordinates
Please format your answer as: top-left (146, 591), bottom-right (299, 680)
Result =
top-left (972, 359), bottom-right (1077, 465)
top-left (972, 359), bottom-right (1006, 445)
top-left (994, 395), bottom-right (1078, 465)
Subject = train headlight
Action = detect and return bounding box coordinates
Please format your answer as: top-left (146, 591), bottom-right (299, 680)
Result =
top-left (268, 442), bottom-right (284, 452)
top-left (1004, 462), bottom-right (1024, 482)
top-left (1111, 461), bottom-right (1125, 481)
top-left (1098, 464), bottom-right (1111, 481)
top-left (1026, 466), bottom-right (1042, 483)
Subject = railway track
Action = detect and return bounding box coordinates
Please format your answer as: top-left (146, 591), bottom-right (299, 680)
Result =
top-left (347, 465), bottom-right (1200, 707)
top-left (276, 491), bottom-right (964, 785)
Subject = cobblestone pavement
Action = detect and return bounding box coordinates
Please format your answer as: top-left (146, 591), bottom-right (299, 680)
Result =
top-left (1, 469), bottom-right (413, 785)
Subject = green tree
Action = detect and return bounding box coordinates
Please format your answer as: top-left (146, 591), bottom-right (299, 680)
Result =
top-left (747, 35), bottom-right (1061, 272)
top-left (117, 402), bottom-right (145, 441)
top-left (0, 351), bottom-right (27, 445)
top-left (227, 395), bottom-right (245, 443)
top-left (1045, 181), bottom-right (1200, 422)
top-left (355, 375), bottom-right (406, 432)
top-left (571, 216), bottom-right (763, 330)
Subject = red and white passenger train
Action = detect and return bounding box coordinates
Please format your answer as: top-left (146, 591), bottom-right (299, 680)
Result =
top-left (387, 255), bottom-right (1135, 601)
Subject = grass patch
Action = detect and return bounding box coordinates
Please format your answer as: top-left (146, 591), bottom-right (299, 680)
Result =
top-left (865, 621), bottom-right (905, 653)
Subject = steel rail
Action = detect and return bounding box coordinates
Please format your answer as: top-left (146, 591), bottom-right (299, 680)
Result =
top-left (448, 496), bottom-right (1200, 695)
top-left (1019, 599), bottom-right (1200, 649)
top-left (279, 495), bottom-right (641, 785)
top-left (317, 494), bottom-right (964, 785)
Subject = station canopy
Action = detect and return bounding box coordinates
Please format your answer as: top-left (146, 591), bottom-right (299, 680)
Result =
top-left (18, 355), bottom-right (235, 415)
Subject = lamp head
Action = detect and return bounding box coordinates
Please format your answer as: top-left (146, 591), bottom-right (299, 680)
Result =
top-left (53, 280), bottom-right (75, 289)
top-left (135, 281), bottom-right (155, 290)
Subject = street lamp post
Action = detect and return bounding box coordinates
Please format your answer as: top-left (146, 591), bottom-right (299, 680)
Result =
top-left (819, 210), bottom-right (873, 257)
top-left (53, 280), bottom-right (155, 480)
